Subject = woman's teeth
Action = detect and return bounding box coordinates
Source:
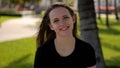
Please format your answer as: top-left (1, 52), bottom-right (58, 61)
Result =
top-left (60, 26), bottom-right (69, 31)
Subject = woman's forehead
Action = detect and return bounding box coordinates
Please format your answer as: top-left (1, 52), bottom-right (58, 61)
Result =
top-left (49, 7), bottom-right (70, 17)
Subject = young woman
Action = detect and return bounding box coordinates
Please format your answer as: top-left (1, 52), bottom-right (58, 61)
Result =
top-left (34, 2), bottom-right (96, 68)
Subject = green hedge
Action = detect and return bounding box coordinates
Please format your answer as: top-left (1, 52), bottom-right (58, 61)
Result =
top-left (0, 10), bottom-right (22, 17)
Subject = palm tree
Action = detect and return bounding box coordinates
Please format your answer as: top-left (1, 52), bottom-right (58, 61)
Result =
top-left (0, 0), bottom-right (2, 8)
top-left (98, 0), bottom-right (101, 20)
top-left (77, 0), bottom-right (106, 68)
top-left (106, 0), bottom-right (110, 28)
top-left (97, 0), bottom-right (103, 24)
top-left (114, 0), bottom-right (119, 21)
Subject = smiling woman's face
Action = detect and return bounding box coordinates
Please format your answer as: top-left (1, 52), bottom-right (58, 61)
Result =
top-left (49, 7), bottom-right (75, 37)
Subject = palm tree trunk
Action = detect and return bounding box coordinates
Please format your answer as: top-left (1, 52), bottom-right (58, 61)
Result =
top-left (114, 0), bottom-right (119, 21)
top-left (98, 0), bottom-right (103, 24)
top-left (0, 0), bottom-right (2, 8)
top-left (98, 0), bottom-right (101, 20)
top-left (58, 0), bottom-right (63, 2)
top-left (77, 0), bottom-right (106, 68)
top-left (106, 0), bottom-right (110, 28)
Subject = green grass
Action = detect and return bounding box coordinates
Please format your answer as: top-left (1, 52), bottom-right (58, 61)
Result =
top-left (0, 16), bottom-right (20, 27)
top-left (0, 37), bottom-right (36, 68)
top-left (0, 16), bottom-right (120, 68)
top-left (97, 17), bottom-right (120, 67)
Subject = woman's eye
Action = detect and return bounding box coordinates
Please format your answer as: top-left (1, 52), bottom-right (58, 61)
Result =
top-left (54, 20), bottom-right (59, 23)
top-left (64, 17), bottom-right (69, 19)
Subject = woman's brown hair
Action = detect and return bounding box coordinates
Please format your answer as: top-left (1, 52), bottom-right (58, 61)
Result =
top-left (36, 2), bottom-right (77, 48)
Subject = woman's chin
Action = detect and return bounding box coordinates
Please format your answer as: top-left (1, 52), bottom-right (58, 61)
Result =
top-left (59, 31), bottom-right (72, 37)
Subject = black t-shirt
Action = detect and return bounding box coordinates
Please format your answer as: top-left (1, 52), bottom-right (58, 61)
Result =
top-left (34, 37), bottom-right (96, 68)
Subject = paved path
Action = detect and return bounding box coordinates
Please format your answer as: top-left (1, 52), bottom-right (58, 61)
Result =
top-left (0, 16), bottom-right (40, 42)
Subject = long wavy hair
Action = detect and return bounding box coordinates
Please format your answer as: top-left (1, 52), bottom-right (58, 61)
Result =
top-left (36, 2), bottom-right (77, 48)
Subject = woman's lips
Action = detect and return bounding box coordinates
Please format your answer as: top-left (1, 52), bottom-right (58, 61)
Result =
top-left (59, 26), bottom-right (69, 31)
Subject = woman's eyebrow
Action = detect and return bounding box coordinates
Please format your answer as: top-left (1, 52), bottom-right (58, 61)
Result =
top-left (52, 15), bottom-right (69, 21)
top-left (53, 18), bottom-right (58, 20)
top-left (63, 15), bottom-right (68, 17)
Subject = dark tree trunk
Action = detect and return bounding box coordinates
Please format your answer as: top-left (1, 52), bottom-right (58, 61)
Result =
top-left (114, 0), bottom-right (119, 21)
top-left (98, 0), bottom-right (103, 24)
top-left (98, 0), bottom-right (101, 20)
top-left (106, 0), bottom-right (110, 28)
top-left (77, 0), bottom-right (106, 68)
top-left (58, 0), bottom-right (63, 2)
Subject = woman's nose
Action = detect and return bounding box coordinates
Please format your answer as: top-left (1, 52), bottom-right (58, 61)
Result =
top-left (59, 20), bottom-right (65, 25)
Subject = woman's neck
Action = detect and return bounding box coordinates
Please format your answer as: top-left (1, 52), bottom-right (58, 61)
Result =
top-left (56, 35), bottom-right (73, 40)
top-left (55, 35), bottom-right (75, 46)
top-left (54, 36), bottom-right (76, 57)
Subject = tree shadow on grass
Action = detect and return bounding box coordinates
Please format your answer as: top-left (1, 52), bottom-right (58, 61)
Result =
top-left (109, 22), bottom-right (120, 26)
top-left (98, 27), bottom-right (120, 35)
top-left (105, 56), bottom-right (120, 68)
top-left (102, 43), bottom-right (120, 68)
top-left (102, 42), bottom-right (120, 52)
top-left (4, 54), bottom-right (33, 68)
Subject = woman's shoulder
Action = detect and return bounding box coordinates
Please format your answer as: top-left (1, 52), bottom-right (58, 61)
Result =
top-left (37, 39), bottom-right (54, 50)
top-left (75, 37), bottom-right (90, 45)
top-left (75, 37), bottom-right (94, 50)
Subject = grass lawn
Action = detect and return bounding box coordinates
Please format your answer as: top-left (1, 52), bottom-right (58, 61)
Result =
top-left (0, 37), bottom-right (36, 68)
top-left (97, 17), bottom-right (120, 67)
top-left (0, 16), bottom-right (20, 27)
top-left (0, 16), bottom-right (120, 68)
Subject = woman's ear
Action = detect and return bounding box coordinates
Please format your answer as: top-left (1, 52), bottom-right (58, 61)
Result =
top-left (72, 14), bottom-right (76, 24)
